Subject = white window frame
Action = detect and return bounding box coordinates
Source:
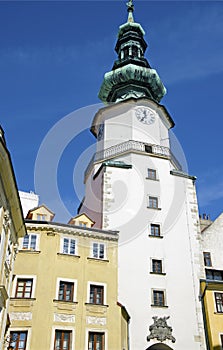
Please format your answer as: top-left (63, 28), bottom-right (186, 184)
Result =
top-left (214, 291), bottom-right (223, 313)
top-left (87, 281), bottom-right (107, 305)
top-left (50, 326), bottom-right (75, 350)
top-left (8, 327), bottom-right (32, 350)
top-left (60, 236), bottom-right (77, 256)
top-left (91, 242), bottom-right (106, 260)
top-left (55, 277), bottom-right (77, 302)
top-left (85, 329), bottom-right (107, 350)
top-left (147, 168), bottom-right (158, 180)
top-left (150, 258), bottom-right (165, 274)
top-left (12, 275), bottom-right (37, 299)
top-left (151, 288), bottom-right (167, 307)
top-left (20, 233), bottom-right (39, 251)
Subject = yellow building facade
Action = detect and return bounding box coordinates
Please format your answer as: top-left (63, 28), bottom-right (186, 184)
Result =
top-left (200, 214), bottom-right (223, 350)
top-left (7, 206), bottom-right (129, 350)
top-left (0, 126), bottom-right (26, 349)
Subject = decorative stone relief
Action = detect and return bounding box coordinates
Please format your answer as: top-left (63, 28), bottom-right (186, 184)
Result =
top-left (3, 210), bottom-right (11, 230)
top-left (147, 316), bottom-right (176, 343)
top-left (54, 313), bottom-right (75, 323)
top-left (10, 312), bottom-right (32, 321)
top-left (86, 316), bottom-right (106, 326)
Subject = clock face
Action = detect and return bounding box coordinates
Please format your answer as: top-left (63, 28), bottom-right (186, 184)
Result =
top-left (135, 107), bottom-right (156, 125)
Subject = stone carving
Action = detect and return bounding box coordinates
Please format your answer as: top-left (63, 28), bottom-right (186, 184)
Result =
top-left (3, 210), bottom-right (11, 230)
top-left (10, 312), bottom-right (32, 321)
top-left (86, 316), bottom-right (106, 326)
top-left (147, 316), bottom-right (176, 343)
top-left (54, 313), bottom-right (75, 323)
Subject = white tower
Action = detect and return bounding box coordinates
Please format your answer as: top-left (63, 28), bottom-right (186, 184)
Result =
top-left (80, 2), bottom-right (206, 349)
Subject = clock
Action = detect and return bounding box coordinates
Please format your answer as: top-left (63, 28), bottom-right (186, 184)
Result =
top-left (135, 107), bottom-right (156, 125)
top-left (97, 123), bottom-right (104, 140)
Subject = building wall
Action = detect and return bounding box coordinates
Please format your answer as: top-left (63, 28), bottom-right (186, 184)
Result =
top-left (8, 221), bottom-right (129, 350)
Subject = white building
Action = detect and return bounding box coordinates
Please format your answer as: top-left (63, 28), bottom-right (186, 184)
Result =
top-left (79, 2), bottom-right (206, 350)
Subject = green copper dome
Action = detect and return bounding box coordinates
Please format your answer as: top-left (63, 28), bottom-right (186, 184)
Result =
top-left (98, 0), bottom-right (166, 103)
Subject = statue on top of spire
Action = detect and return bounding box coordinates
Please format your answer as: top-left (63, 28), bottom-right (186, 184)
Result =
top-left (126, 0), bottom-right (134, 23)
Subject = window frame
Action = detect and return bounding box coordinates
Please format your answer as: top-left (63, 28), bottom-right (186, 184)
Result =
top-left (58, 281), bottom-right (74, 302)
top-left (9, 330), bottom-right (28, 350)
top-left (51, 327), bottom-right (74, 350)
top-left (203, 252), bottom-right (212, 267)
top-left (215, 292), bottom-right (223, 313)
top-left (61, 236), bottom-right (77, 256)
top-left (9, 328), bottom-right (31, 350)
top-left (12, 275), bottom-right (36, 299)
top-left (147, 168), bottom-right (157, 180)
top-left (56, 278), bottom-right (77, 303)
top-left (150, 224), bottom-right (161, 237)
top-left (91, 242), bottom-right (106, 260)
top-left (151, 259), bottom-right (163, 274)
top-left (21, 233), bottom-right (38, 251)
top-left (152, 289), bottom-right (167, 307)
top-left (87, 282), bottom-right (107, 306)
top-left (88, 332), bottom-right (105, 350)
top-left (54, 330), bottom-right (72, 350)
top-left (148, 196), bottom-right (159, 209)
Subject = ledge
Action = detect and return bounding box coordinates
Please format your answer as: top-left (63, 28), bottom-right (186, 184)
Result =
top-left (85, 303), bottom-right (109, 307)
top-left (145, 178), bottom-right (159, 181)
top-left (18, 250), bottom-right (41, 254)
top-left (87, 257), bottom-right (109, 262)
top-left (57, 253), bottom-right (80, 259)
top-left (53, 299), bottom-right (78, 304)
top-left (147, 207), bottom-right (161, 210)
top-left (148, 235), bottom-right (163, 239)
top-left (150, 272), bottom-right (166, 276)
top-left (151, 304), bottom-right (168, 308)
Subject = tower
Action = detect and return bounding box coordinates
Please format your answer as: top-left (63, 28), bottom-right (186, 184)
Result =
top-left (80, 2), bottom-right (206, 349)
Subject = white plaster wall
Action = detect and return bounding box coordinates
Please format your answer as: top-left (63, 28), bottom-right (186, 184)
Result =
top-left (19, 191), bottom-right (39, 218)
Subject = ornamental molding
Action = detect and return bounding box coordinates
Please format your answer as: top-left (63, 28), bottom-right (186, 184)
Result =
top-left (147, 316), bottom-right (176, 343)
top-left (86, 316), bottom-right (106, 326)
top-left (10, 312), bottom-right (32, 321)
top-left (54, 313), bottom-right (75, 323)
top-left (25, 224), bottom-right (118, 242)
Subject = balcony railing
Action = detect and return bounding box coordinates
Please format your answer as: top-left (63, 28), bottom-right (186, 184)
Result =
top-left (84, 140), bottom-right (182, 180)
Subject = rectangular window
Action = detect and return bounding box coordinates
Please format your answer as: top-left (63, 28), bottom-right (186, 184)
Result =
top-left (150, 224), bottom-right (161, 237)
top-left (203, 252), bottom-right (212, 267)
top-left (37, 214), bottom-right (46, 221)
top-left (153, 290), bottom-right (165, 307)
top-left (147, 168), bottom-right (157, 180)
top-left (90, 285), bottom-right (104, 305)
top-left (152, 259), bottom-right (162, 274)
top-left (15, 279), bottom-right (33, 298)
top-left (88, 332), bottom-right (104, 350)
top-left (9, 331), bottom-right (27, 350)
top-left (206, 269), bottom-right (223, 281)
top-left (63, 238), bottom-right (76, 255)
top-left (215, 292), bottom-right (223, 313)
top-left (22, 234), bottom-right (37, 250)
top-left (58, 281), bottom-right (74, 302)
top-left (148, 196), bottom-right (158, 209)
top-left (54, 330), bottom-right (71, 350)
top-left (220, 334), bottom-right (223, 348)
top-left (92, 242), bottom-right (105, 259)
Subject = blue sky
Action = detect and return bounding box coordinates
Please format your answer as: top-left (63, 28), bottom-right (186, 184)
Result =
top-left (0, 1), bottom-right (223, 222)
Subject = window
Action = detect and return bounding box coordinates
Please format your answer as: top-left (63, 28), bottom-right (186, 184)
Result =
top-left (206, 269), bottom-right (223, 281)
top-left (62, 238), bottom-right (76, 255)
top-left (148, 196), bottom-right (158, 209)
top-left (147, 168), bottom-right (157, 180)
top-left (58, 281), bottom-right (74, 302)
top-left (88, 332), bottom-right (104, 350)
top-left (203, 252), bottom-right (212, 267)
top-left (15, 279), bottom-right (33, 298)
top-left (90, 285), bottom-right (104, 305)
top-left (153, 290), bottom-right (165, 307)
top-left (22, 234), bottom-right (37, 250)
top-left (152, 259), bottom-right (162, 274)
top-left (37, 214), bottom-right (46, 221)
top-left (150, 224), bottom-right (161, 237)
top-left (215, 292), bottom-right (223, 313)
top-left (220, 334), bottom-right (223, 349)
top-left (79, 222), bottom-right (87, 227)
top-left (9, 331), bottom-right (27, 350)
top-left (54, 330), bottom-right (71, 350)
top-left (92, 242), bottom-right (105, 259)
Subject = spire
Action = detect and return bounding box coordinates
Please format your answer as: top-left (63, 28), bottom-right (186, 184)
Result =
top-left (98, 1), bottom-right (166, 104)
top-left (127, 0), bottom-right (134, 23)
